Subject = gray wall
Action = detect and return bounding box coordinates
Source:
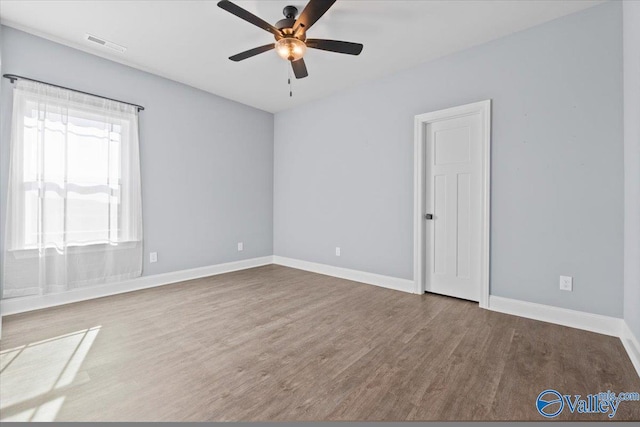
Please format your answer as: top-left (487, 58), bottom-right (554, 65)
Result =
top-left (624, 0), bottom-right (640, 339)
top-left (0, 26), bottom-right (274, 284)
top-left (274, 2), bottom-right (624, 317)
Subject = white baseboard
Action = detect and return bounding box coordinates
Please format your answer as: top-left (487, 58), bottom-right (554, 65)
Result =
top-left (272, 255), bottom-right (416, 294)
top-left (488, 296), bottom-right (640, 378)
top-left (488, 295), bottom-right (623, 337)
top-left (0, 256), bottom-right (273, 316)
top-left (621, 322), bottom-right (640, 378)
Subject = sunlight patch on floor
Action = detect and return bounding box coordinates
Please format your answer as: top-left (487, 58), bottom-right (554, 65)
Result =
top-left (0, 326), bottom-right (100, 421)
top-left (2, 396), bottom-right (67, 422)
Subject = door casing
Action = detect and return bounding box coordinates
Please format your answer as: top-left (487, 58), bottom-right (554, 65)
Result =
top-left (413, 100), bottom-right (491, 308)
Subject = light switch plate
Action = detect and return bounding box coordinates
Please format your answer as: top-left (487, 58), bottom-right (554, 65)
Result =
top-left (150, 252), bottom-right (158, 263)
top-left (335, 247), bottom-right (341, 257)
top-left (237, 242), bottom-right (243, 251)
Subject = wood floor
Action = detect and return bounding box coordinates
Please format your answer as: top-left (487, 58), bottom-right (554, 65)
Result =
top-left (1, 265), bottom-right (639, 421)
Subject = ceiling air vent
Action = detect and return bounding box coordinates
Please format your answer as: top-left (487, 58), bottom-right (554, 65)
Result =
top-left (84, 34), bottom-right (127, 53)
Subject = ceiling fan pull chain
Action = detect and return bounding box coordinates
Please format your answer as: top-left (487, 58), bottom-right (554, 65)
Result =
top-left (288, 65), bottom-right (293, 97)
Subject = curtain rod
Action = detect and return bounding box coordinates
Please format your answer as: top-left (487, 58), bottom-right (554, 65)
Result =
top-left (2, 74), bottom-right (145, 111)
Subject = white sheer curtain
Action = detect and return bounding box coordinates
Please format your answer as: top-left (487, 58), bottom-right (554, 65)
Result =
top-left (3, 80), bottom-right (143, 298)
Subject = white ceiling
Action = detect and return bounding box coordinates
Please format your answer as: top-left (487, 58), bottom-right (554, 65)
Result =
top-left (0, 0), bottom-right (604, 113)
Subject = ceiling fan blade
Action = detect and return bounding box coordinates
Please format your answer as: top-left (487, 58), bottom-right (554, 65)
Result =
top-left (229, 44), bottom-right (275, 62)
top-left (217, 0), bottom-right (283, 38)
top-left (293, 0), bottom-right (337, 34)
top-left (306, 39), bottom-right (363, 55)
top-left (291, 58), bottom-right (309, 79)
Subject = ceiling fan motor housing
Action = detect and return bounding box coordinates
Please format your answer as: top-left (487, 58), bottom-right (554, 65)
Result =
top-left (275, 18), bottom-right (297, 33)
top-left (276, 6), bottom-right (306, 40)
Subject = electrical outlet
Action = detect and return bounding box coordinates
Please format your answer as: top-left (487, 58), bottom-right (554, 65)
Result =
top-left (237, 242), bottom-right (243, 252)
top-left (335, 247), bottom-right (341, 257)
top-left (559, 275), bottom-right (572, 291)
top-left (150, 252), bottom-right (158, 263)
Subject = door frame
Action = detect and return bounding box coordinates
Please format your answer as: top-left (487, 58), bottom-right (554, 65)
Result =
top-left (413, 100), bottom-right (491, 308)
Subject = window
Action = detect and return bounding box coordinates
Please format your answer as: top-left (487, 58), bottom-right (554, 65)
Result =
top-left (3, 80), bottom-right (143, 297)
top-left (21, 101), bottom-right (130, 248)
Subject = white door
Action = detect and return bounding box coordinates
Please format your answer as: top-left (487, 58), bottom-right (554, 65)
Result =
top-left (424, 112), bottom-right (483, 301)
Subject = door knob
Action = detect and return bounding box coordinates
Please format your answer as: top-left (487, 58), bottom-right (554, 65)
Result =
top-left (425, 214), bottom-right (433, 220)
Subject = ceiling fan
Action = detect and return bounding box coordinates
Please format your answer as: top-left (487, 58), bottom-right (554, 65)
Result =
top-left (217, 0), bottom-right (363, 79)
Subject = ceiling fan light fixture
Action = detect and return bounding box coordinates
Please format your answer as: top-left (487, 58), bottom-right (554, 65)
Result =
top-left (275, 37), bottom-right (307, 61)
